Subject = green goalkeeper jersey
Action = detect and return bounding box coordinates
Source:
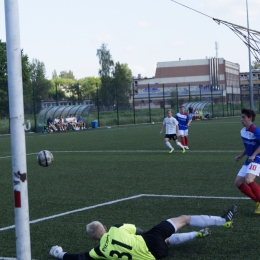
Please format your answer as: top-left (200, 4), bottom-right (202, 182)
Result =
top-left (88, 224), bottom-right (155, 260)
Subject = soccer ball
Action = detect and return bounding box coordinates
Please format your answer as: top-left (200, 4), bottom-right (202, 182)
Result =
top-left (49, 129), bottom-right (53, 133)
top-left (37, 150), bottom-right (54, 167)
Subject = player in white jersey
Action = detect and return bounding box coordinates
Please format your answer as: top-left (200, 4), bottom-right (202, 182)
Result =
top-left (160, 109), bottom-right (185, 153)
top-left (234, 108), bottom-right (260, 214)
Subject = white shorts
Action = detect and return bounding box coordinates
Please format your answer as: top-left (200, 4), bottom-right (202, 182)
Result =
top-left (237, 163), bottom-right (260, 177)
top-left (179, 129), bottom-right (188, 136)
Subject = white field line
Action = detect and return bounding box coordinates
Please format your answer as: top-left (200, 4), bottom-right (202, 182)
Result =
top-left (0, 194), bottom-right (248, 232)
top-left (0, 258), bottom-right (36, 260)
top-left (0, 257), bottom-right (37, 260)
top-left (0, 150), bottom-right (241, 159)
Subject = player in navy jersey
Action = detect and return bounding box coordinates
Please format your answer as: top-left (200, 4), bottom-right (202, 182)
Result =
top-left (175, 106), bottom-right (192, 149)
top-left (49, 205), bottom-right (237, 259)
top-left (160, 109), bottom-right (185, 153)
top-left (234, 108), bottom-right (260, 214)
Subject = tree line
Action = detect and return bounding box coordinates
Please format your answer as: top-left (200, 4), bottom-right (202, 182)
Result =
top-left (0, 40), bottom-right (133, 118)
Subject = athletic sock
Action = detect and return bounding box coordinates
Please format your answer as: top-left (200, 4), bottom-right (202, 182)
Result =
top-left (190, 215), bottom-right (225, 228)
top-left (177, 142), bottom-right (184, 148)
top-left (167, 231), bottom-right (196, 245)
top-left (248, 182), bottom-right (260, 201)
top-left (184, 136), bottom-right (188, 146)
top-left (238, 183), bottom-right (257, 201)
top-left (181, 137), bottom-right (186, 146)
top-left (165, 141), bottom-right (173, 150)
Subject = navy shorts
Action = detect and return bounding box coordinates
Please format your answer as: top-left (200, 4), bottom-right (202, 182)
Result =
top-left (141, 221), bottom-right (175, 259)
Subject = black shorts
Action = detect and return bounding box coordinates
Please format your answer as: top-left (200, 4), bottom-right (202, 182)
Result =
top-left (141, 221), bottom-right (175, 259)
top-left (165, 134), bottom-right (177, 140)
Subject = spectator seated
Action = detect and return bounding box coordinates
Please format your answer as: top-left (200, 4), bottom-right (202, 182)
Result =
top-left (77, 115), bottom-right (87, 130)
top-left (204, 113), bottom-right (212, 120)
top-left (47, 116), bottom-right (58, 132)
top-left (193, 109), bottom-right (200, 120)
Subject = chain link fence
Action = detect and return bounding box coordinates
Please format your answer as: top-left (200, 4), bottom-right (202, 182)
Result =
top-left (0, 83), bottom-right (259, 134)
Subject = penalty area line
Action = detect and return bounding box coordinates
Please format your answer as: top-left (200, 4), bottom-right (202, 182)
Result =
top-left (0, 194), bottom-right (248, 232)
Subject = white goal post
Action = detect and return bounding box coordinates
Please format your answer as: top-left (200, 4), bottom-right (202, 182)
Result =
top-left (4, 0), bottom-right (31, 259)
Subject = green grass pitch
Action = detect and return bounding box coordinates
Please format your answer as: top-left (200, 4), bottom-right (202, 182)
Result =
top-left (0, 117), bottom-right (260, 259)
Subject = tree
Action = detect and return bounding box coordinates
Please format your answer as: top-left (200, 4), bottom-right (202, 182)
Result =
top-left (252, 61), bottom-right (260, 69)
top-left (59, 70), bottom-right (75, 79)
top-left (0, 40), bottom-right (8, 117)
top-left (96, 43), bottom-right (114, 105)
top-left (66, 82), bottom-right (82, 105)
top-left (30, 59), bottom-right (52, 112)
top-left (78, 77), bottom-right (101, 101)
top-left (48, 80), bottom-right (66, 101)
top-left (112, 62), bottom-right (132, 106)
top-left (0, 41), bottom-right (31, 117)
top-left (21, 50), bottom-right (33, 113)
top-left (52, 70), bottom-right (58, 79)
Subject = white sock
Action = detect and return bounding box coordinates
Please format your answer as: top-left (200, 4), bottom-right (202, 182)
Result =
top-left (177, 142), bottom-right (184, 148)
top-left (167, 231), bottom-right (197, 245)
top-left (190, 215), bottom-right (225, 228)
top-left (166, 141), bottom-right (173, 149)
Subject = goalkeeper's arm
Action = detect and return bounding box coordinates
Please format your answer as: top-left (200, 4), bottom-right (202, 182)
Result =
top-left (50, 245), bottom-right (94, 260)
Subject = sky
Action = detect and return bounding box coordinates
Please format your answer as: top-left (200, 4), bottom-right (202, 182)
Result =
top-left (1, 0), bottom-right (260, 80)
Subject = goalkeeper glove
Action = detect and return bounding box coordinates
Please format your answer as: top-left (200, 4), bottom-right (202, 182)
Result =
top-left (50, 245), bottom-right (66, 259)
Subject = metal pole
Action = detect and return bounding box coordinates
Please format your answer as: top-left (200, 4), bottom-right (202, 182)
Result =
top-left (258, 84), bottom-right (260, 113)
top-left (222, 85), bottom-right (224, 117)
top-left (232, 85), bottom-right (234, 116)
top-left (133, 81), bottom-right (135, 124)
top-left (116, 82), bottom-right (119, 125)
top-left (55, 82), bottom-right (58, 106)
top-left (246, 0), bottom-right (254, 110)
top-left (211, 84), bottom-right (214, 117)
top-left (96, 84), bottom-right (100, 125)
top-left (162, 84), bottom-right (165, 117)
top-left (4, 0), bottom-right (31, 259)
top-left (77, 83), bottom-right (80, 104)
top-left (148, 83), bottom-right (151, 122)
top-left (132, 82), bottom-right (135, 124)
top-left (176, 84), bottom-right (179, 114)
top-left (33, 81), bottom-right (37, 132)
top-left (189, 84), bottom-right (191, 102)
top-left (240, 85), bottom-right (243, 110)
top-left (227, 91), bottom-right (229, 116)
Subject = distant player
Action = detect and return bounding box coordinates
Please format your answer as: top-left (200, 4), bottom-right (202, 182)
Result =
top-left (175, 106), bottom-right (192, 149)
top-left (234, 108), bottom-right (260, 214)
top-left (160, 109), bottom-right (185, 153)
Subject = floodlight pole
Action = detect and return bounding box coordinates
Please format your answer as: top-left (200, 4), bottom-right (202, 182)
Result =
top-left (246, 0), bottom-right (254, 110)
top-left (4, 0), bottom-right (31, 259)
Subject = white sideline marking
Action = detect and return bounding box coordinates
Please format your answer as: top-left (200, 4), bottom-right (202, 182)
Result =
top-left (0, 194), bottom-right (248, 232)
top-left (0, 258), bottom-right (36, 260)
top-left (0, 256), bottom-right (34, 260)
top-left (0, 150), bottom-right (241, 159)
